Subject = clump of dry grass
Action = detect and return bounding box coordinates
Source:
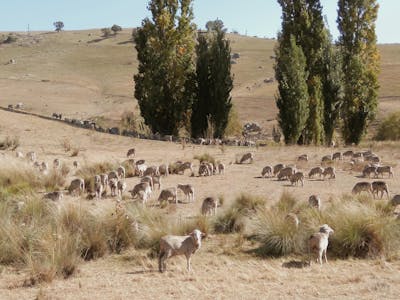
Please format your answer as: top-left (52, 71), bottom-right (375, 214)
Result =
top-left (70, 148), bottom-right (80, 157)
top-left (60, 138), bottom-right (72, 152)
top-left (0, 135), bottom-right (20, 150)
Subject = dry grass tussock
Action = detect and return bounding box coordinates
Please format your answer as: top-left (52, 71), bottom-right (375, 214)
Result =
top-left (0, 136), bottom-right (20, 151)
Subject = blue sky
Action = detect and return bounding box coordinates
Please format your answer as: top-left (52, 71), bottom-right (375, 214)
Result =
top-left (0, 0), bottom-right (397, 43)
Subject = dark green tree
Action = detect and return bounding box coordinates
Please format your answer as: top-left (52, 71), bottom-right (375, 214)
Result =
top-left (191, 21), bottom-right (233, 138)
top-left (134, 0), bottom-right (196, 136)
top-left (337, 0), bottom-right (380, 145)
top-left (275, 35), bottom-right (309, 145)
top-left (53, 21), bottom-right (64, 32)
top-left (111, 24), bottom-right (122, 35)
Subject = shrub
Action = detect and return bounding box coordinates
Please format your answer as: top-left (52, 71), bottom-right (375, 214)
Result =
top-left (274, 191), bottom-right (298, 213)
top-left (101, 28), bottom-right (112, 38)
top-left (120, 111), bottom-right (137, 132)
top-left (0, 136), bottom-right (20, 150)
top-left (375, 111), bottom-right (400, 141)
top-left (111, 24), bottom-right (122, 35)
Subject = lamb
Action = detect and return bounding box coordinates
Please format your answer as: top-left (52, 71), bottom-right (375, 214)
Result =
top-left (362, 166), bottom-right (378, 178)
top-left (177, 184), bottom-right (195, 203)
top-left (308, 166), bottom-right (324, 179)
top-left (273, 164), bottom-right (285, 176)
top-left (73, 160), bottom-right (79, 169)
top-left (26, 151), bottom-right (36, 162)
top-left (158, 229), bottom-right (205, 273)
top-left (117, 165), bottom-right (126, 179)
top-left (94, 175), bottom-right (103, 200)
top-left (159, 164), bottom-right (169, 176)
top-left (158, 187), bottom-right (177, 204)
top-left (53, 158), bottom-right (60, 169)
top-left (371, 181), bottom-right (389, 199)
top-left (143, 165), bottom-right (160, 177)
top-left (352, 182), bottom-right (372, 195)
top-left (218, 163), bottom-right (225, 175)
top-left (239, 152), bottom-right (254, 164)
top-left (309, 195), bottom-right (321, 210)
top-left (109, 178), bottom-right (118, 197)
top-left (261, 165), bottom-right (273, 178)
top-left (201, 197), bottom-right (218, 216)
top-left (68, 178), bottom-right (85, 196)
top-left (126, 148), bottom-right (136, 158)
top-left (322, 166), bottom-right (336, 179)
top-left (285, 213), bottom-right (300, 228)
top-left (332, 152), bottom-right (343, 161)
top-left (308, 224), bottom-right (334, 265)
top-left (277, 166), bottom-right (296, 181)
top-left (117, 180), bottom-right (127, 198)
top-left (376, 166), bottom-right (394, 178)
top-left (289, 172), bottom-right (304, 186)
top-left (43, 191), bottom-right (64, 201)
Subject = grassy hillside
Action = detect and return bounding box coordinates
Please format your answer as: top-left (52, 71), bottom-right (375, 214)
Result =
top-left (0, 29), bottom-right (399, 133)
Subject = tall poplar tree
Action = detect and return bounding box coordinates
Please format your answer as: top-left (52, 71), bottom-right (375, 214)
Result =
top-left (337, 0), bottom-right (380, 145)
top-left (134, 0), bottom-right (196, 136)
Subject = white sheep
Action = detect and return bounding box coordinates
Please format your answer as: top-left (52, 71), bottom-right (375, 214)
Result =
top-left (308, 224), bottom-right (334, 265)
top-left (135, 164), bottom-right (147, 177)
top-left (177, 184), bottom-right (195, 203)
top-left (158, 229), bottom-right (205, 273)
top-left (15, 151), bottom-right (23, 158)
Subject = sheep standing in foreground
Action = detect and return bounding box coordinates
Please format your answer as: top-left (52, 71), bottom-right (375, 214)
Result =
top-left (177, 184), bottom-right (195, 203)
top-left (261, 165), bottom-right (273, 178)
top-left (371, 181), bottom-right (389, 199)
top-left (130, 182), bottom-right (152, 199)
top-left (308, 166), bottom-right (324, 179)
top-left (309, 195), bottom-right (321, 210)
top-left (68, 178), bottom-right (85, 196)
top-left (308, 224), bottom-right (334, 265)
top-left (201, 197), bottom-right (218, 216)
top-left (239, 152), bottom-right (254, 164)
top-left (140, 176), bottom-right (154, 191)
top-left (159, 229), bottom-right (205, 273)
top-left (158, 187), bottom-right (177, 204)
top-left (352, 182), bottom-right (372, 195)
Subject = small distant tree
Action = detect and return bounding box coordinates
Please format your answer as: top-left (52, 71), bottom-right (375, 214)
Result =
top-left (111, 24), bottom-right (122, 35)
top-left (101, 28), bottom-right (112, 38)
top-left (205, 19), bottom-right (224, 32)
top-left (53, 21), bottom-right (64, 32)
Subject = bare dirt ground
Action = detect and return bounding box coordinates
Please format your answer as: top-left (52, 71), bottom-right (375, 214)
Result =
top-left (1, 109), bottom-right (400, 299)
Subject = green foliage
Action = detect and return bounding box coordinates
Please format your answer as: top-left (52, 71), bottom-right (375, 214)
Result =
top-left (191, 21), bottom-right (233, 138)
top-left (337, 0), bottom-right (380, 145)
top-left (134, 0), bottom-right (197, 136)
top-left (375, 111), bottom-right (400, 141)
top-left (53, 21), bottom-right (64, 32)
top-left (224, 106), bottom-right (242, 137)
top-left (111, 24), bottom-right (122, 35)
top-left (275, 35), bottom-right (309, 144)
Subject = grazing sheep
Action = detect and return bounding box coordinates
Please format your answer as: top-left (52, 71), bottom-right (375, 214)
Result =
top-left (94, 175), bottom-right (103, 200)
top-left (285, 213), bottom-right (300, 228)
top-left (321, 155), bottom-right (332, 164)
top-left (140, 175), bottom-right (154, 191)
top-left (143, 165), bottom-right (160, 177)
top-left (290, 172), bottom-right (304, 186)
top-left (277, 166), bottom-right (296, 181)
top-left (117, 180), bottom-right (127, 198)
top-left (68, 178), bottom-right (85, 196)
top-left (159, 164), bottom-right (169, 176)
top-left (73, 160), bottom-right (79, 169)
top-left (152, 175), bottom-right (162, 190)
top-left (371, 181), bottom-right (389, 199)
top-left (273, 164), bottom-right (285, 176)
top-left (391, 195), bottom-right (400, 206)
top-left (177, 184), bottom-right (195, 202)
top-left (308, 166), bottom-right (324, 179)
top-left (126, 148), bottom-right (136, 158)
top-left (297, 154), bottom-right (308, 162)
top-left (43, 191), bottom-right (64, 201)
top-left (365, 154), bottom-right (380, 163)
top-left (109, 178), bottom-right (118, 197)
top-left (15, 151), bottom-right (23, 158)
top-left (332, 152), bottom-right (343, 161)
top-left (198, 163), bottom-right (210, 176)
top-left (322, 166), bottom-right (336, 179)
top-left (261, 165), bottom-right (273, 178)
top-left (177, 162), bottom-right (193, 175)
top-left (218, 163), bottom-right (225, 175)
top-left (159, 229), bottom-right (204, 273)
top-left (376, 166), bottom-right (394, 178)
top-left (53, 158), bottom-right (60, 169)
top-left (158, 187), bottom-right (177, 204)
top-left (135, 164), bottom-right (148, 177)
top-left (308, 224), bottom-right (334, 265)
top-left (201, 197), bottom-right (218, 216)
top-left (130, 182), bottom-right (152, 200)
top-left (362, 166), bottom-right (378, 178)
top-left (26, 151), bottom-right (36, 162)
top-left (309, 195), bottom-right (321, 210)
top-left (343, 150), bottom-right (354, 159)
top-left (117, 165), bottom-right (126, 179)
top-left (239, 152), bottom-right (254, 164)
top-left (352, 182), bottom-right (372, 195)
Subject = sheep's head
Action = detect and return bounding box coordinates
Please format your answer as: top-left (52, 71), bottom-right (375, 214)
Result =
top-left (190, 229), bottom-right (204, 249)
top-left (319, 224), bottom-right (334, 235)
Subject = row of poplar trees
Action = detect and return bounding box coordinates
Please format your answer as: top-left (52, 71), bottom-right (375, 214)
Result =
top-left (275, 0), bottom-right (380, 145)
top-left (134, 0), bottom-right (233, 138)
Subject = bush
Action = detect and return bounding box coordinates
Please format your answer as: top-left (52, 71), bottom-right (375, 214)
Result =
top-left (3, 34), bottom-right (17, 44)
top-left (375, 111), bottom-right (400, 141)
top-left (101, 28), bottom-right (112, 38)
top-left (0, 136), bottom-right (20, 150)
top-left (111, 24), bottom-right (122, 35)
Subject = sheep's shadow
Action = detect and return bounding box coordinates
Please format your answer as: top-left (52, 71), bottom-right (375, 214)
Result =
top-left (282, 260), bottom-right (310, 269)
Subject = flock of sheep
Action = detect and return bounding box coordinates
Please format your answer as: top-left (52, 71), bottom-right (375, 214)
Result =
top-left (11, 144), bottom-right (398, 273)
